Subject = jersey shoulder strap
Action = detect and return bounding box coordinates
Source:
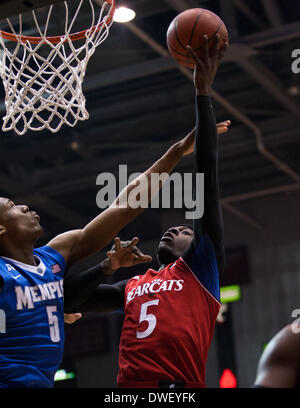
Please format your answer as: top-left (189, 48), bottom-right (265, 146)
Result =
top-left (34, 246), bottom-right (66, 277)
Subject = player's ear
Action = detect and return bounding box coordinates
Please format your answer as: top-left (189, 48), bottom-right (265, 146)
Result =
top-left (0, 225), bottom-right (6, 236)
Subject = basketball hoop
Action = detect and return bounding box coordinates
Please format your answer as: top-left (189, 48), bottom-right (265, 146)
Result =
top-left (0, 0), bottom-right (116, 135)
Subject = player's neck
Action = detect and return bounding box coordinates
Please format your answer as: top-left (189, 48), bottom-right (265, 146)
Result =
top-left (158, 259), bottom-right (176, 270)
top-left (0, 241), bottom-right (37, 266)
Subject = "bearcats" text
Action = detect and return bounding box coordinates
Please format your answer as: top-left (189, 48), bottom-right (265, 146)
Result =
top-left (127, 279), bottom-right (184, 304)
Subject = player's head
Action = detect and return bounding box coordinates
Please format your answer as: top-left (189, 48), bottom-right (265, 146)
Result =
top-left (156, 224), bottom-right (194, 266)
top-left (0, 197), bottom-right (42, 251)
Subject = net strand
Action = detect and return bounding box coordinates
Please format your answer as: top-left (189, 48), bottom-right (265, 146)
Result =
top-left (0, 0), bottom-right (115, 135)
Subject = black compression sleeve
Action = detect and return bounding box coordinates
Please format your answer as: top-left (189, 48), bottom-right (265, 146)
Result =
top-left (64, 263), bottom-right (108, 313)
top-left (183, 96), bottom-right (225, 273)
top-left (74, 280), bottom-right (128, 313)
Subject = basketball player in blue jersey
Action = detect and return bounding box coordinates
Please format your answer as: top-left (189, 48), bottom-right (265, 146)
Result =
top-left (0, 120), bottom-right (200, 387)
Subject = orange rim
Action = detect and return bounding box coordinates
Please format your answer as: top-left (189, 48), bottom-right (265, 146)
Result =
top-left (0, 0), bottom-right (116, 44)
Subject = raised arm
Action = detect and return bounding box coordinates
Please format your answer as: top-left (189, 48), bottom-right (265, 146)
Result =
top-left (185, 35), bottom-right (228, 274)
top-left (47, 132), bottom-right (195, 267)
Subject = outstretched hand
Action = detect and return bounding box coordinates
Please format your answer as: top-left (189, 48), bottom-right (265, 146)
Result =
top-left (105, 237), bottom-right (152, 272)
top-left (187, 34), bottom-right (228, 96)
top-left (180, 119), bottom-right (231, 156)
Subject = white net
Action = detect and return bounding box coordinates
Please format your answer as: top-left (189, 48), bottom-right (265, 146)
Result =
top-left (0, 0), bottom-right (115, 135)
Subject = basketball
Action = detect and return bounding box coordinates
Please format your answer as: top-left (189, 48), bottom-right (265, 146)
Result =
top-left (166, 8), bottom-right (228, 69)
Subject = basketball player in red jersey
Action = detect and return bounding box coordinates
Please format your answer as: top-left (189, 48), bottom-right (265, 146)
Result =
top-left (253, 324), bottom-right (300, 388)
top-left (65, 34), bottom-right (229, 388)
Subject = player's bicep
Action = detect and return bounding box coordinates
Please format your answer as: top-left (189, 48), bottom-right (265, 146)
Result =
top-left (47, 229), bottom-right (83, 265)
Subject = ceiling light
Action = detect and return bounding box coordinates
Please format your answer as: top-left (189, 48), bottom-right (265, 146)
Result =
top-left (113, 7), bottom-right (136, 23)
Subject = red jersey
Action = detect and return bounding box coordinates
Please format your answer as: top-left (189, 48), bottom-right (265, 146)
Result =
top-left (117, 240), bottom-right (220, 388)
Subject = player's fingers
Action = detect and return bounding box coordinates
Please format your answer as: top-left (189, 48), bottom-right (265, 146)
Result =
top-left (217, 120), bottom-right (231, 127)
top-left (186, 45), bottom-right (205, 71)
top-left (131, 246), bottom-right (153, 264)
top-left (217, 122), bottom-right (231, 132)
top-left (64, 313), bottom-right (82, 324)
top-left (211, 33), bottom-right (221, 62)
top-left (202, 35), bottom-right (209, 66)
top-left (133, 255), bottom-right (153, 264)
top-left (130, 245), bottom-right (144, 257)
top-left (217, 126), bottom-right (229, 135)
top-left (114, 237), bottom-right (121, 251)
top-left (217, 42), bottom-right (228, 61)
top-left (128, 237), bottom-right (139, 249)
top-left (186, 45), bottom-right (192, 59)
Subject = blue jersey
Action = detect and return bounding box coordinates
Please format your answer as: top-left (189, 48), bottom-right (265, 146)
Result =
top-left (0, 246), bottom-right (66, 388)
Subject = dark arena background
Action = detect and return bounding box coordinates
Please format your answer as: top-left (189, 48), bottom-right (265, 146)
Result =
top-left (0, 0), bottom-right (300, 389)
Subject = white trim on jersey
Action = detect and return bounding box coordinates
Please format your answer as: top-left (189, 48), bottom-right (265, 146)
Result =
top-left (179, 257), bottom-right (221, 306)
top-left (0, 255), bottom-right (46, 277)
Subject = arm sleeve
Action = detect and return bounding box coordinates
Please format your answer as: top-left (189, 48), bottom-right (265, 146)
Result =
top-left (183, 234), bottom-right (220, 301)
top-left (68, 280), bottom-right (128, 314)
top-left (64, 263), bottom-right (109, 312)
top-left (183, 96), bottom-right (225, 293)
